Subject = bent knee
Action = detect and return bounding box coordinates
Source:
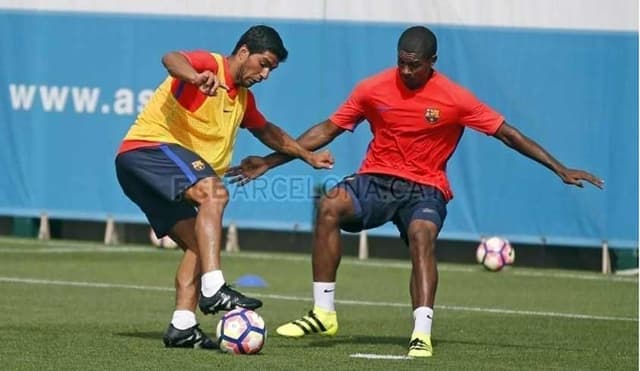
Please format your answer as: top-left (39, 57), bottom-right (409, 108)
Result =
top-left (407, 220), bottom-right (439, 249)
top-left (185, 177), bottom-right (229, 207)
top-left (317, 194), bottom-right (351, 222)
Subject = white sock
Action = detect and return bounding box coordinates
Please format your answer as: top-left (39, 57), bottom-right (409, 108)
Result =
top-left (412, 306), bottom-right (433, 335)
top-left (201, 270), bottom-right (225, 297)
top-left (171, 310), bottom-right (197, 330)
top-left (313, 282), bottom-right (336, 312)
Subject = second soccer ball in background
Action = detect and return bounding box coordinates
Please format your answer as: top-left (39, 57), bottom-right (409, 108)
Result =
top-left (476, 236), bottom-right (515, 272)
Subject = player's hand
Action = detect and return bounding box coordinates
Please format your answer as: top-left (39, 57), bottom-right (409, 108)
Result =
top-left (558, 168), bottom-right (604, 189)
top-left (192, 71), bottom-right (228, 96)
top-left (306, 150), bottom-right (334, 170)
top-left (225, 156), bottom-right (270, 186)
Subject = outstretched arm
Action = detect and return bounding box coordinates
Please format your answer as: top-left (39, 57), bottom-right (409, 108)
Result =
top-left (493, 121), bottom-right (604, 188)
top-left (248, 121), bottom-right (335, 170)
top-left (258, 119), bottom-right (345, 169)
top-left (228, 119), bottom-right (345, 184)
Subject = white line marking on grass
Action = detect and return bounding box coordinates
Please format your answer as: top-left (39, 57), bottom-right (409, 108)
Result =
top-left (350, 353), bottom-right (412, 360)
top-left (0, 246), bottom-right (154, 253)
top-left (0, 243), bottom-right (635, 283)
top-left (0, 277), bottom-right (172, 291)
top-left (511, 270), bottom-right (637, 282)
top-left (435, 305), bottom-right (639, 322)
top-left (0, 276), bottom-right (636, 322)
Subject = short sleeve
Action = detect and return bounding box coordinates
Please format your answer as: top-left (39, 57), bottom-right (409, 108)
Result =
top-left (329, 84), bottom-right (367, 131)
top-left (457, 87), bottom-right (504, 135)
top-left (180, 50), bottom-right (218, 73)
top-left (241, 91), bottom-right (267, 129)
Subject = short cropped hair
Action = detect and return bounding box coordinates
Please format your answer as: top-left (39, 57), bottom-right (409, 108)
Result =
top-left (232, 25), bottom-right (288, 62)
top-left (397, 26), bottom-right (437, 59)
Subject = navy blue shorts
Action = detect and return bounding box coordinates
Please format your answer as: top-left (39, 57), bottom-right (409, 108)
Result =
top-left (335, 173), bottom-right (447, 244)
top-left (115, 144), bottom-right (216, 237)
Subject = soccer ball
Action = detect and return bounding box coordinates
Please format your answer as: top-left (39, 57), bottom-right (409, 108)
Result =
top-left (216, 308), bottom-right (266, 354)
top-left (149, 229), bottom-right (178, 249)
top-left (476, 236), bottom-right (515, 271)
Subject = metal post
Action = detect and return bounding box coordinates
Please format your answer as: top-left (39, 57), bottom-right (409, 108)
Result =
top-left (104, 216), bottom-right (119, 245)
top-left (358, 230), bottom-right (368, 260)
top-left (601, 240), bottom-right (611, 274)
top-left (37, 212), bottom-right (50, 241)
top-left (225, 222), bottom-right (239, 252)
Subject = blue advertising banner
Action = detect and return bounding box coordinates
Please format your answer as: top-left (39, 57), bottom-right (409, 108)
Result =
top-left (0, 3), bottom-right (637, 248)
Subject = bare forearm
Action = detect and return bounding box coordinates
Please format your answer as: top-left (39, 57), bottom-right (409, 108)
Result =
top-left (162, 52), bottom-right (198, 83)
top-left (257, 124), bottom-right (313, 163)
top-left (264, 121), bottom-right (340, 169)
top-left (499, 126), bottom-right (565, 174)
top-left (494, 121), bottom-right (604, 189)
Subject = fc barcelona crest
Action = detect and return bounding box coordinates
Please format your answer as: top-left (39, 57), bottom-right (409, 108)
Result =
top-left (424, 108), bottom-right (440, 124)
top-left (191, 160), bottom-right (206, 171)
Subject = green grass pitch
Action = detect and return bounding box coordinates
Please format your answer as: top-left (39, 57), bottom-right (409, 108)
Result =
top-left (0, 237), bottom-right (637, 370)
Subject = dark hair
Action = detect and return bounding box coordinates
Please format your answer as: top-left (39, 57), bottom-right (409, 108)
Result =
top-left (232, 25), bottom-right (288, 62)
top-left (397, 26), bottom-right (437, 59)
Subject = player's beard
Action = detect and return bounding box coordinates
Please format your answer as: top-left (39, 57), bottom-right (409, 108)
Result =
top-left (237, 62), bottom-right (256, 88)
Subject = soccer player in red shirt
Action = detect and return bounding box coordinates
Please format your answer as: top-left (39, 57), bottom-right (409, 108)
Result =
top-left (115, 25), bottom-right (334, 349)
top-left (227, 26), bottom-right (603, 357)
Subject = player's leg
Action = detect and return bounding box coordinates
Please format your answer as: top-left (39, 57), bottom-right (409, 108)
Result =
top-left (182, 176), bottom-right (227, 274)
top-left (312, 186), bottom-right (357, 282)
top-left (162, 219), bottom-right (217, 349)
top-left (168, 221), bottom-right (201, 314)
top-left (394, 184), bottom-right (447, 357)
top-left (275, 186), bottom-right (355, 337)
top-left (405, 219), bottom-right (439, 357)
top-left (116, 144), bottom-right (259, 321)
top-left (115, 150), bottom-right (215, 348)
top-left (407, 219), bottom-right (439, 310)
top-left (182, 175), bottom-right (262, 314)
top-left (277, 174), bottom-right (398, 338)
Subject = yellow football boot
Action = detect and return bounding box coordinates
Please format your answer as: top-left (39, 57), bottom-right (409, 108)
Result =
top-left (407, 332), bottom-right (433, 357)
top-left (276, 307), bottom-right (338, 338)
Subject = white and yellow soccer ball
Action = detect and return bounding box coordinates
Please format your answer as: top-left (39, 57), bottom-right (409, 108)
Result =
top-left (216, 308), bottom-right (266, 354)
top-left (476, 236), bottom-right (515, 271)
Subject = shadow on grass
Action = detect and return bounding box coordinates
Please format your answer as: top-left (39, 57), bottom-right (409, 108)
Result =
top-left (435, 338), bottom-right (584, 352)
top-left (115, 331), bottom-right (585, 353)
top-left (115, 331), bottom-right (164, 341)
top-left (269, 335), bottom-right (407, 349)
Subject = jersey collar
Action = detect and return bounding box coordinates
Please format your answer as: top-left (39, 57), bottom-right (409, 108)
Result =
top-left (223, 56), bottom-right (239, 98)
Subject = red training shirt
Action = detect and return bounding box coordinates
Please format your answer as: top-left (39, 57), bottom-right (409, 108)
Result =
top-left (330, 68), bottom-right (504, 201)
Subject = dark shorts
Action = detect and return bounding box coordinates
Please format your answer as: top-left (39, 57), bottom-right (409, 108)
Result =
top-left (335, 173), bottom-right (447, 244)
top-left (115, 143), bottom-right (216, 237)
